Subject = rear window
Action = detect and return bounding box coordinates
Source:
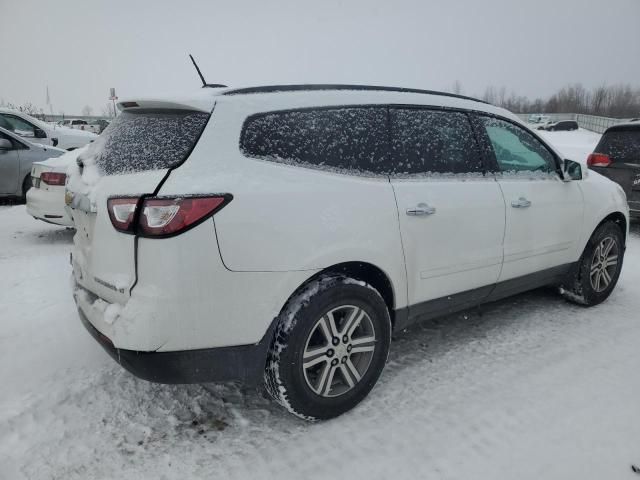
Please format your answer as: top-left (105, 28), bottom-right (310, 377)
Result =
top-left (596, 129), bottom-right (640, 164)
top-left (240, 107), bottom-right (389, 175)
top-left (85, 109), bottom-right (210, 175)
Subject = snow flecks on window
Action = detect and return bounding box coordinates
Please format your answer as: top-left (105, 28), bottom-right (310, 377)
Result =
top-left (241, 107), bottom-right (490, 177)
top-left (390, 109), bottom-right (482, 175)
top-left (241, 107), bottom-right (389, 175)
top-left (84, 110), bottom-right (210, 176)
top-left (596, 130), bottom-right (640, 163)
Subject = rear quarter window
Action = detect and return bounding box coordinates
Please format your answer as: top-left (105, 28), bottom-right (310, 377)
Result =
top-left (240, 107), bottom-right (389, 175)
top-left (83, 109), bottom-right (210, 175)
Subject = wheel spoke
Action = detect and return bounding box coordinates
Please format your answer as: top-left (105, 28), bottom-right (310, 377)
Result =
top-left (351, 335), bottom-right (376, 347)
top-left (313, 362), bottom-right (331, 394)
top-left (316, 316), bottom-right (334, 344)
top-left (605, 254), bottom-right (618, 268)
top-left (340, 365), bottom-right (355, 388)
top-left (326, 311), bottom-right (340, 338)
top-left (302, 346), bottom-right (331, 362)
top-left (342, 307), bottom-right (365, 338)
top-left (590, 263), bottom-right (600, 276)
top-left (350, 345), bottom-right (375, 355)
top-left (602, 238), bottom-right (615, 258)
top-left (321, 364), bottom-right (338, 396)
top-left (594, 271), bottom-right (601, 291)
top-left (601, 268), bottom-right (611, 286)
top-left (345, 358), bottom-right (362, 382)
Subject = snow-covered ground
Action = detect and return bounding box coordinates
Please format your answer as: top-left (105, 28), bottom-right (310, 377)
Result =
top-left (2, 130), bottom-right (640, 479)
top-left (537, 128), bottom-right (602, 164)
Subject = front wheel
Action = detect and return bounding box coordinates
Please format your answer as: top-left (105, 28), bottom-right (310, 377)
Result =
top-left (561, 221), bottom-right (625, 306)
top-left (265, 275), bottom-right (391, 420)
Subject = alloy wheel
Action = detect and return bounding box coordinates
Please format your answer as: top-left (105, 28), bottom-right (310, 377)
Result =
top-left (302, 305), bottom-right (377, 398)
top-left (589, 236), bottom-right (619, 293)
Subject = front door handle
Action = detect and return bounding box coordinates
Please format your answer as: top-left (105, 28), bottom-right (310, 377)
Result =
top-left (511, 197), bottom-right (532, 208)
top-left (406, 203), bottom-right (436, 216)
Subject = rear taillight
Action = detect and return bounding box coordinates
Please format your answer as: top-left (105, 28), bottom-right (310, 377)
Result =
top-left (587, 153), bottom-right (612, 168)
top-left (107, 197), bottom-right (140, 233)
top-left (40, 172), bottom-right (67, 186)
top-left (107, 195), bottom-right (231, 237)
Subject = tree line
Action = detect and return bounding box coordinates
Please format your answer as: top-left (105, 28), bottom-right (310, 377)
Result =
top-left (456, 83), bottom-right (640, 118)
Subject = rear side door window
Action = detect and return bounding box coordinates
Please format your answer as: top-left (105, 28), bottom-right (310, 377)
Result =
top-left (478, 116), bottom-right (557, 173)
top-left (389, 108), bottom-right (484, 175)
top-left (240, 107), bottom-right (389, 175)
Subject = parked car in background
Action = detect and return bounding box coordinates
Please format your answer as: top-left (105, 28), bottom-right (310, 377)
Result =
top-left (528, 114), bottom-right (550, 124)
top-left (92, 119), bottom-right (111, 134)
top-left (67, 84), bottom-right (629, 421)
top-left (59, 119), bottom-right (101, 134)
top-left (0, 108), bottom-right (97, 150)
top-left (26, 148), bottom-right (81, 226)
top-left (588, 121), bottom-right (640, 219)
top-left (538, 120), bottom-right (579, 132)
top-left (0, 126), bottom-right (65, 200)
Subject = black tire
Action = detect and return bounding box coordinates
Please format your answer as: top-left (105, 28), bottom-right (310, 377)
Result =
top-left (265, 275), bottom-right (391, 421)
top-left (561, 221), bottom-right (625, 306)
top-left (21, 175), bottom-right (32, 203)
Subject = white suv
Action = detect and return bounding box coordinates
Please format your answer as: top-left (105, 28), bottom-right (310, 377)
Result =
top-left (67, 85), bottom-right (629, 420)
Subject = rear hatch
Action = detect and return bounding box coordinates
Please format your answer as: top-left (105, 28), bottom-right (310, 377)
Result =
top-left (67, 104), bottom-right (211, 304)
top-left (591, 126), bottom-right (640, 213)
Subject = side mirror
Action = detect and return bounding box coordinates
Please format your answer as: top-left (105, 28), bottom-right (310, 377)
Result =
top-left (0, 138), bottom-right (12, 150)
top-left (563, 159), bottom-right (582, 181)
top-left (34, 128), bottom-right (47, 139)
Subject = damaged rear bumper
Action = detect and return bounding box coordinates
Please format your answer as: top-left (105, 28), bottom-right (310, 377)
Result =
top-left (75, 293), bottom-right (272, 386)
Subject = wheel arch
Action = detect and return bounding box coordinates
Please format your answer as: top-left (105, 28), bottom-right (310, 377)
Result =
top-left (595, 211), bottom-right (627, 246)
top-left (285, 261), bottom-right (397, 328)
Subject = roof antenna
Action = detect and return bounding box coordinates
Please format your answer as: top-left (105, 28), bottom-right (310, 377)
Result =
top-left (189, 54), bottom-right (227, 88)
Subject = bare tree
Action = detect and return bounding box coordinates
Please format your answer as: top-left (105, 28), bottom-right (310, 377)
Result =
top-left (451, 80), bottom-right (463, 95)
top-left (81, 105), bottom-right (93, 117)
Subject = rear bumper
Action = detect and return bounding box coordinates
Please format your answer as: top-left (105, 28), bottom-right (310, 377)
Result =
top-left (26, 186), bottom-right (73, 227)
top-left (78, 306), bottom-right (271, 385)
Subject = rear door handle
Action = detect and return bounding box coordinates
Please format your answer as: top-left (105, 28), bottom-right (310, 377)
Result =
top-left (511, 197), bottom-right (532, 208)
top-left (406, 203), bottom-right (436, 216)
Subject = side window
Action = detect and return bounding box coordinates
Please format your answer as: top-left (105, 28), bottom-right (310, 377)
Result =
top-left (479, 116), bottom-right (556, 173)
top-left (0, 132), bottom-right (16, 149)
top-left (389, 108), bottom-right (483, 175)
top-left (240, 107), bottom-right (389, 174)
top-left (0, 114), bottom-right (36, 138)
top-left (0, 115), bottom-right (13, 130)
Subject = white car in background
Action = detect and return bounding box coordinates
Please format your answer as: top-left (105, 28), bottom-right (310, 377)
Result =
top-left (59, 119), bottom-right (101, 134)
top-left (0, 108), bottom-right (97, 150)
top-left (27, 148), bottom-right (82, 227)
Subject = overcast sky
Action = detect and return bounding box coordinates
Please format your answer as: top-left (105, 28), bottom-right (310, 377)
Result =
top-left (1, 0), bottom-right (639, 115)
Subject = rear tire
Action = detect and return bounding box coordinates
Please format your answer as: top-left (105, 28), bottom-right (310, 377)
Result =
top-left (561, 221), bottom-right (624, 306)
top-left (21, 175), bottom-right (32, 203)
top-left (265, 275), bottom-right (391, 421)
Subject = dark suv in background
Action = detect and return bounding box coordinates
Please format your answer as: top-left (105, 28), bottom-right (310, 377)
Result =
top-left (588, 122), bottom-right (640, 219)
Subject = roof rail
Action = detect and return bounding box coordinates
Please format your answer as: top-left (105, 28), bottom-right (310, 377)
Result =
top-left (221, 84), bottom-right (487, 104)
